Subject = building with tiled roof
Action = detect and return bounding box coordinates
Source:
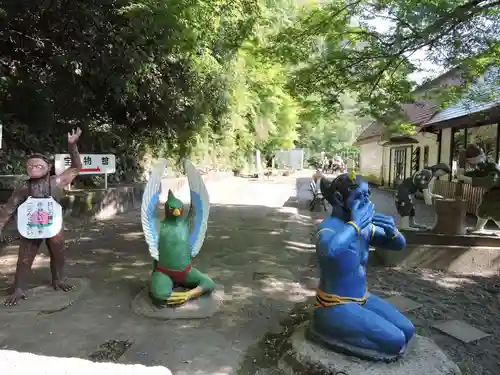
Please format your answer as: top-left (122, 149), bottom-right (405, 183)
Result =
top-left (353, 121), bottom-right (387, 145)
top-left (354, 64), bottom-right (500, 214)
top-left (352, 71), bottom-right (460, 186)
top-left (421, 65), bottom-right (500, 131)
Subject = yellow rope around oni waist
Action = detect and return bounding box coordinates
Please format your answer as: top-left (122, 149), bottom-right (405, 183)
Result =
top-left (315, 288), bottom-right (369, 309)
top-left (314, 227), bottom-right (370, 308)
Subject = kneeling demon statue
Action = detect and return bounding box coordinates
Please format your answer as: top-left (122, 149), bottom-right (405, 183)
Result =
top-left (311, 173), bottom-right (414, 361)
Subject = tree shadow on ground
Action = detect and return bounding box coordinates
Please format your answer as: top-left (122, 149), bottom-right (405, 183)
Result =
top-left (242, 263), bottom-right (500, 375)
top-left (243, 177), bottom-right (500, 375)
top-left (368, 267), bottom-right (500, 375)
top-left (0, 197), bottom-right (318, 375)
top-left (1, 174), bottom-right (498, 375)
top-left (236, 175), bottom-right (500, 375)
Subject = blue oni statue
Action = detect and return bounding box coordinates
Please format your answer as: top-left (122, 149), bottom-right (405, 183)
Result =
top-left (308, 173), bottom-right (415, 362)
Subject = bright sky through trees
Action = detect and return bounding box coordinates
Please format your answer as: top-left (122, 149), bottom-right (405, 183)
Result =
top-left (365, 17), bottom-right (445, 85)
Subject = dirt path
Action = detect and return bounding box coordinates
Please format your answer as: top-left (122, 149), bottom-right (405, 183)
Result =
top-left (0, 173), bottom-right (317, 375)
top-left (294, 178), bottom-right (500, 375)
top-left (2, 172), bottom-right (496, 375)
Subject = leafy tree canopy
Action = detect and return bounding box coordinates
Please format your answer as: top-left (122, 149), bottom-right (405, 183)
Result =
top-left (270, 0), bottom-right (500, 124)
top-left (3, 0), bottom-right (497, 177)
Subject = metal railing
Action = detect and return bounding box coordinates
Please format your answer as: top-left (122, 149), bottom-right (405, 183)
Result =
top-left (433, 180), bottom-right (486, 214)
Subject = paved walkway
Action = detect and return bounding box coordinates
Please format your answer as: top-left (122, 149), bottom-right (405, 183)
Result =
top-left (294, 175), bottom-right (437, 226)
top-left (0, 172), bottom-right (317, 375)
top-left (373, 187), bottom-right (500, 231)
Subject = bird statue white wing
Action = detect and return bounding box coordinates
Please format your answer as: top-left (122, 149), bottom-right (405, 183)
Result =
top-left (184, 159), bottom-right (210, 257)
top-left (141, 159), bottom-right (167, 261)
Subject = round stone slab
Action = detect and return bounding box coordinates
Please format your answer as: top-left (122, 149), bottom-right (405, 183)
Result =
top-left (279, 323), bottom-right (462, 375)
top-left (131, 284), bottom-right (224, 320)
top-left (0, 278), bottom-right (90, 314)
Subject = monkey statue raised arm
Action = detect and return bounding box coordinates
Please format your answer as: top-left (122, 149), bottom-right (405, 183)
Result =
top-left (0, 128), bottom-right (82, 306)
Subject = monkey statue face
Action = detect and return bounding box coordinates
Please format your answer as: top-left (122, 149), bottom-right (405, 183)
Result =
top-left (25, 157), bottom-right (50, 179)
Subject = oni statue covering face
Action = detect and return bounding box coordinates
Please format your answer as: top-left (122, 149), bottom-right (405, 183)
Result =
top-left (345, 178), bottom-right (370, 208)
top-left (24, 154), bottom-right (52, 179)
top-left (320, 173), bottom-right (371, 219)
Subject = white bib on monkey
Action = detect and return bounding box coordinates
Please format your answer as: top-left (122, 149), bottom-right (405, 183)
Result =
top-left (17, 196), bottom-right (63, 239)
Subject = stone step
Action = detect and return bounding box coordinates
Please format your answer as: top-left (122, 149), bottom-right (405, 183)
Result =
top-left (376, 243), bottom-right (500, 274)
top-left (401, 230), bottom-right (500, 247)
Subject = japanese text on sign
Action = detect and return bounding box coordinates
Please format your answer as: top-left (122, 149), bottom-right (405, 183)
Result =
top-left (17, 197), bottom-right (63, 239)
top-left (55, 154), bottom-right (116, 175)
top-left (62, 155), bottom-right (110, 167)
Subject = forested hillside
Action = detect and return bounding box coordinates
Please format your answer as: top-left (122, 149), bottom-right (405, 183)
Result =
top-left (1, 0), bottom-right (498, 181)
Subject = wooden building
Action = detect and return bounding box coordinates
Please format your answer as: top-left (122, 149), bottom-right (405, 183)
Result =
top-left (355, 65), bottom-right (500, 214)
top-left (418, 66), bottom-right (500, 214)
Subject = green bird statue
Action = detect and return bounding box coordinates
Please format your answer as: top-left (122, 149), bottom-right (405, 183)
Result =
top-left (141, 159), bottom-right (215, 308)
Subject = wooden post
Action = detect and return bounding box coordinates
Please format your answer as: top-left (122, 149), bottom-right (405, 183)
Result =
top-left (432, 150), bottom-right (467, 235)
top-left (455, 149), bottom-right (467, 199)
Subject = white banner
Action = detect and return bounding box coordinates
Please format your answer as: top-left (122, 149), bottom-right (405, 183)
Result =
top-left (55, 153), bottom-right (116, 175)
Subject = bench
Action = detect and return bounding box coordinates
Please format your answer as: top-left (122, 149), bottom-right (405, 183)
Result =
top-left (309, 180), bottom-right (327, 211)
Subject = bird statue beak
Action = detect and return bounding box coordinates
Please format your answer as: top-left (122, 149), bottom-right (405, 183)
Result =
top-left (172, 208), bottom-right (181, 216)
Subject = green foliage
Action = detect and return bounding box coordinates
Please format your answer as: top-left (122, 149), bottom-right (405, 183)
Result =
top-left (295, 92), bottom-right (371, 154)
top-left (270, 0), bottom-right (500, 129)
top-left (0, 0), bottom-right (315, 177)
top-left (5, 0), bottom-right (494, 177)
top-left (388, 122), bottom-right (417, 136)
top-left (307, 155), bottom-right (322, 169)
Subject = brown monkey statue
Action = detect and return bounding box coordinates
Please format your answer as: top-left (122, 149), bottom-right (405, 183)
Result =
top-left (0, 128), bottom-right (82, 306)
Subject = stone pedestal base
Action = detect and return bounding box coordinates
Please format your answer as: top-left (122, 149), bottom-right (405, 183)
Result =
top-left (433, 198), bottom-right (467, 235)
top-left (131, 284), bottom-right (224, 320)
top-left (278, 323), bottom-right (462, 375)
top-left (0, 278), bottom-right (89, 314)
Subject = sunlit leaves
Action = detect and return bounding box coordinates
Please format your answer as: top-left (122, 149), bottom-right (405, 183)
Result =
top-left (0, 0), bottom-right (370, 170)
top-left (269, 0), bottom-right (500, 129)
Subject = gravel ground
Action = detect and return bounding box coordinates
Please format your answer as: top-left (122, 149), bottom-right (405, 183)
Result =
top-left (299, 180), bottom-right (500, 375)
top-left (364, 186), bottom-right (500, 374)
top-left (248, 256), bottom-right (500, 375)
top-left (367, 266), bottom-right (500, 375)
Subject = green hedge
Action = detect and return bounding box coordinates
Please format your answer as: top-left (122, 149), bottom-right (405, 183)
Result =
top-left (0, 175), bottom-right (26, 189)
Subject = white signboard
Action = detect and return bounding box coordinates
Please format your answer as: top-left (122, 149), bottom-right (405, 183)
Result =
top-left (54, 153), bottom-right (116, 175)
top-left (17, 197), bottom-right (63, 239)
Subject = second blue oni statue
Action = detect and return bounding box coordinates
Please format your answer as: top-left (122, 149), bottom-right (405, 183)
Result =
top-left (308, 173), bottom-right (415, 362)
